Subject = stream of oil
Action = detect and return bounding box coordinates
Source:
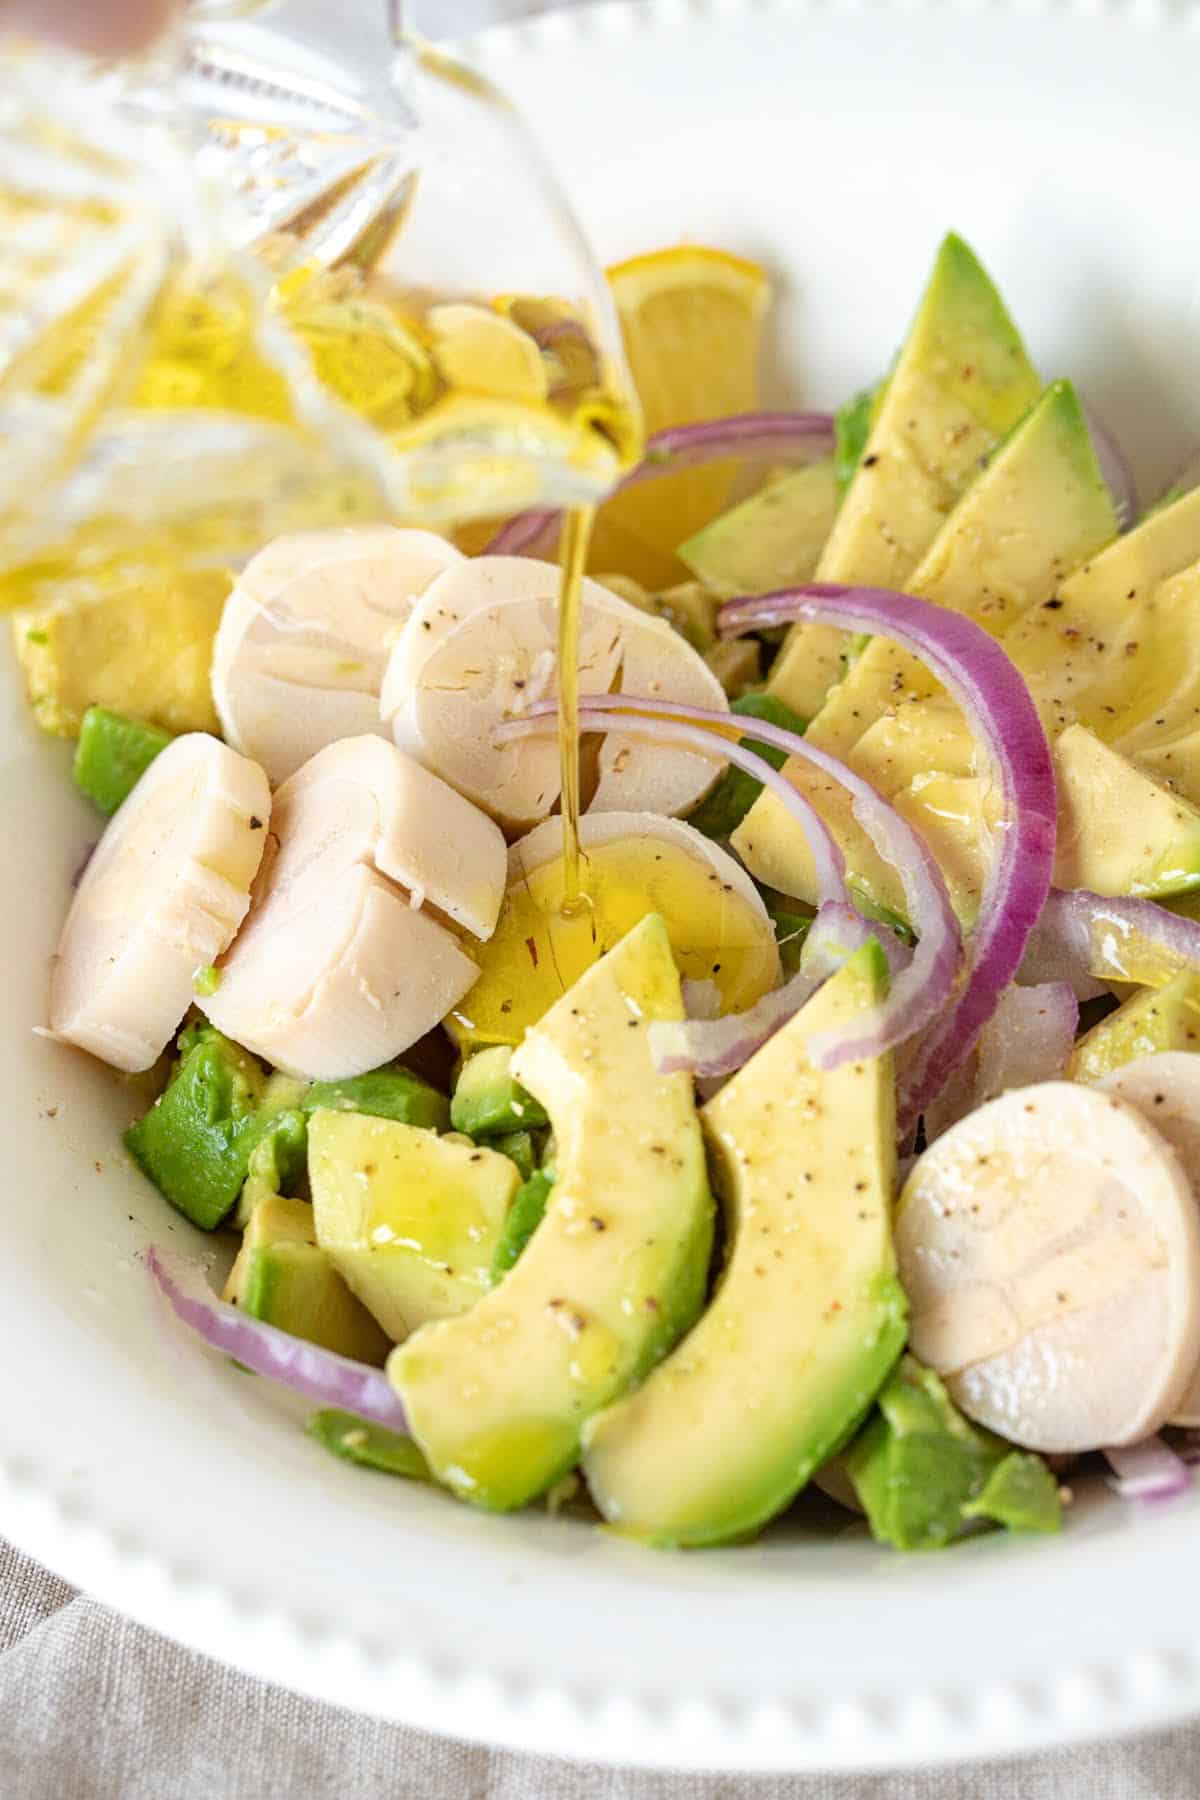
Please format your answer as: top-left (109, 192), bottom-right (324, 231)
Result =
top-left (555, 504), bottom-right (596, 916)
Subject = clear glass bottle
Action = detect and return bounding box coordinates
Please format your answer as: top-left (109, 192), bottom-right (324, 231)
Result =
top-left (0, 0), bottom-right (641, 614)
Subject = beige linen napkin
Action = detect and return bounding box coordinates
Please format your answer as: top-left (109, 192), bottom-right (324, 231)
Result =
top-left (2, 1536), bottom-right (1199, 1800)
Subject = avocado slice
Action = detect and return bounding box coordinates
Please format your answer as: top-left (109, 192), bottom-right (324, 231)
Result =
top-left (449, 1046), bottom-right (549, 1138)
top-left (844, 1356), bottom-right (1060, 1551)
top-left (1053, 725), bottom-right (1200, 899)
top-left (767, 233), bottom-right (1042, 716)
top-left (686, 692), bottom-right (809, 842)
top-left (735, 381), bottom-right (1118, 918)
top-left (677, 459), bottom-right (838, 599)
top-left (125, 1025), bottom-right (306, 1231)
top-left (306, 1409), bottom-right (432, 1481)
top-left (808, 379), bottom-right (1118, 758)
top-left (309, 1111), bottom-right (519, 1342)
top-left (1068, 970), bottom-right (1200, 1083)
top-left (1000, 483), bottom-right (1200, 740)
top-left (581, 940), bottom-right (906, 1547)
top-left (72, 705), bottom-right (173, 815)
top-left (225, 1193), bottom-right (392, 1363)
top-left (390, 915), bottom-right (715, 1512)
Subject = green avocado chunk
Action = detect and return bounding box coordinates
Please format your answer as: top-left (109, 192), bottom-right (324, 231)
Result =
top-left (1069, 970), bottom-right (1200, 1082)
top-left (126, 1029), bottom-right (449, 1231)
top-left (581, 939), bottom-right (906, 1547)
top-left (686, 693), bottom-right (809, 842)
top-left (450, 1046), bottom-right (548, 1138)
top-left (490, 1128), bottom-right (539, 1183)
top-left (124, 1025), bottom-right (304, 1231)
top-left (309, 1112), bottom-right (520, 1342)
top-left (71, 705), bottom-right (173, 815)
top-left (302, 1067), bottom-right (449, 1133)
top-left (844, 1356), bottom-right (1060, 1551)
top-left (491, 1169), bottom-right (553, 1278)
top-left (391, 915), bottom-right (715, 1513)
top-left (225, 1193), bottom-right (392, 1363)
top-left (306, 1409), bottom-right (432, 1481)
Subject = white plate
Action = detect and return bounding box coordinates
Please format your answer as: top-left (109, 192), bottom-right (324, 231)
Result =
top-left (6, 0), bottom-right (1200, 1775)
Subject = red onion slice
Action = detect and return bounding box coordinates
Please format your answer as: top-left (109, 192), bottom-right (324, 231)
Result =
top-left (485, 410), bottom-right (836, 557)
top-left (1083, 402), bottom-right (1137, 531)
top-left (565, 693), bottom-right (957, 1073)
top-left (1023, 889), bottom-right (1200, 991)
top-left (1103, 1436), bottom-right (1193, 1503)
top-left (721, 585), bottom-right (1057, 1132)
top-left (147, 1246), bottom-right (409, 1432)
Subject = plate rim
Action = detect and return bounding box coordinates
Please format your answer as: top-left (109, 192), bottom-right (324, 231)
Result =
top-left (9, 0), bottom-right (1200, 1774)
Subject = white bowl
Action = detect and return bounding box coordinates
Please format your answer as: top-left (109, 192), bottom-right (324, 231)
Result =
top-left (5, 0), bottom-right (1200, 1774)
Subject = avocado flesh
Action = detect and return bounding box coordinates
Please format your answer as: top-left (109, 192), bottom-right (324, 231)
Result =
top-left (450, 1045), bottom-right (548, 1138)
top-left (302, 1067), bottom-right (449, 1133)
top-left (306, 1409), bottom-right (432, 1480)
top-left (225, 1192), bottom-right (391, 1364)
top-left (309, 1111), bottom-right (519, 1343)
top-left (126, 1029), bottom-right (448, 1231)
top-left (72, 705), bottom-right (173, 815)
top-left (844, 1356), bottom-right (1060, 1551)
top-left (581, 941), bottom-right (907, 1547)
top-left (767, 232), bottom-right (1042, 717)
top-left (734, 381), bottom-right (1118, 917)
top-left (1068, 970), bottom-right (1200, 1082)
top-left (1052, 725), bottom-right (1200, 898)
top-left (677, 458), bottom-right (838, 599)
top-left (491, 1169), bottom-right (553, 1277)
top-left (390, 915), bottom-right (715, 1512)
top-left (125, 1026), bottom-right (306, 1231)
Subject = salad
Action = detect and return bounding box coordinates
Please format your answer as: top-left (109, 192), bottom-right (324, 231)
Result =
top-left (27, 230), bottom-right (1200, 1552)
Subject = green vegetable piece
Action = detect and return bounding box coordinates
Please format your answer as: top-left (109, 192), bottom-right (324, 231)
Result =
top-left (306, 1410), bottom-right (432, 1482)
top-left (450, 1046), bottom-right (549, 1138)
top-left (491, 1128), bottom-right (538, 1182)
top-left (762, 896), bottom-right (812, 977)
top-left (962, 1452), bottom-right (1061, 1536)
top-left (125, 1026), bottom-right (275, 1230)
top-left (231, 1110), bottom-right (308, 1229)
top-left (686, 693), bottom-right (808, 841)
top-left (845, 1356), bottom-right (1060, 1551)
top-left (491, 1170), bottom-right (554, 1278)
top-left (833, 384), bottom-right (879, 495)
top-left (302, 1066), bottom-right (449, 1133)
top-left (72, 705), bottom-right (173, 815)
top-left (192, 965), bottom-right (221, 998)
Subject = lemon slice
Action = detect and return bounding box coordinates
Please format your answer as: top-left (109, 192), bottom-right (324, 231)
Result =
top-left (593, 246), bottom-right (771, 579)
top-left (427, 304), bottom-right (548, 405)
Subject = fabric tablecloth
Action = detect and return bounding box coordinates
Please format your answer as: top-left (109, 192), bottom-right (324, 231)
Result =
top-left (5, 0), bottom-right (1199, 1793)
top-left (3, 1535), bottom-right (1200, 1796)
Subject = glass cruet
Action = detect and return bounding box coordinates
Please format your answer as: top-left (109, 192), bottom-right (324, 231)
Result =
top-left (0, 0), bottom-right (642, 615)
